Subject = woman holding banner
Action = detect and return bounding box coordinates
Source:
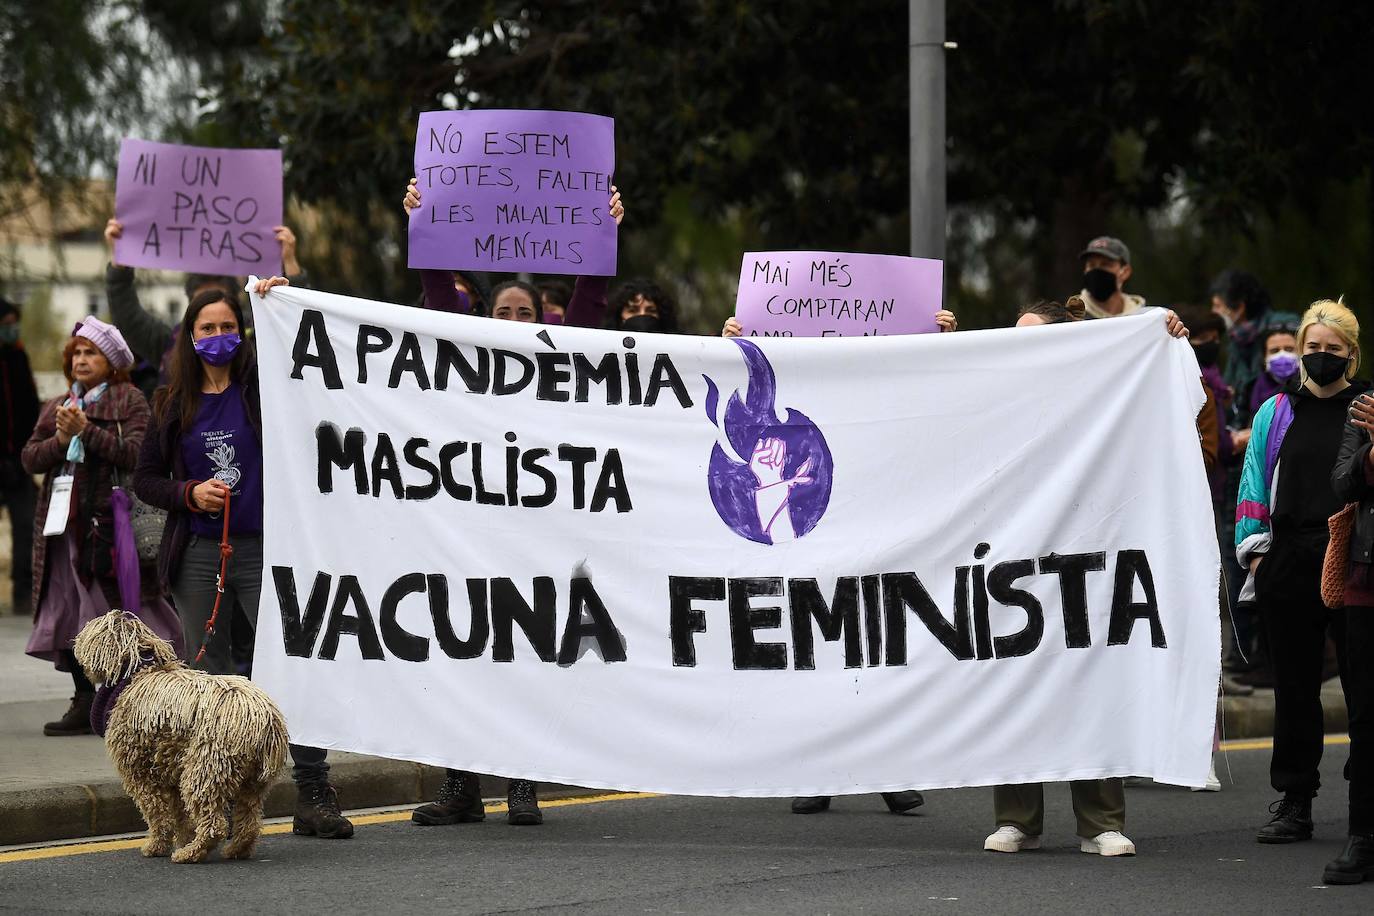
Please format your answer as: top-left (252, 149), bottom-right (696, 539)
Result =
top-left (23, 319), bottom-right (181, 736)
top-left (132, 278), bottom-right (355, 841)
top-left (1236, 299), bottom-right (1366, 849)
top-left (400, 179), bottom-right (622, 826)
top-left (982, 298), bottom-right (1135, 857)
top-left (403, 180), bottom-right (624, 329)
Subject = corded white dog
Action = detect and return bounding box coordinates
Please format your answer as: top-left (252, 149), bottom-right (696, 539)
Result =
top-left (73, 610), bottom-right (288, 863)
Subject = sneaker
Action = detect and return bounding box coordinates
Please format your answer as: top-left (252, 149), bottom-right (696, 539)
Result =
top-left (507, 779), bottom-right (543, 826)
top-left (1322, 834), bottom-right (1374, 884)
top-left (292, 783), bottom-right (355, 839)
top-left (1191, 759), bottom-right (1221, 792)
top-left (1080, 831), bottom-right (1136, 856)
top-left (43, 692), bottom-right (94, 736)
top-left (984, 825), bottom-right (1040, 853)
top-left (1257, 795), bottom-right (1313, 844)
top-left (412, 770), bottom-right (485, 825)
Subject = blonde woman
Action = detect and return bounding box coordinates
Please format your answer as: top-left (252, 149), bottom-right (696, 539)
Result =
top-left (1235, 299), bottom-right (1365, 845)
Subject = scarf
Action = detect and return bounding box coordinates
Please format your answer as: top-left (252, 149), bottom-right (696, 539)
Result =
top-left (64, 380), bottom-right (109, 464)
top-left (90, 652), bottom-right (158, 738)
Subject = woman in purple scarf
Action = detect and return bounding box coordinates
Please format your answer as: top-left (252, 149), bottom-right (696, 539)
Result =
top-left (21, 318), bottom-right (181, 736)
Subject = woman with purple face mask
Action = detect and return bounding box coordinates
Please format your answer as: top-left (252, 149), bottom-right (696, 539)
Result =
top-left (133, 281), bottom-right (356, 841)
top-left (1249, 328), bottom-right (1300, 418)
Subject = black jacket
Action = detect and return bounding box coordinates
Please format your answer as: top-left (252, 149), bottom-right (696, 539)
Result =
top-left (1332, 413), bottom-right (1374, 565)
top-left (1, 344), bottom-right (40, 460)
top-left (133, 367), bottom-right (262, 592)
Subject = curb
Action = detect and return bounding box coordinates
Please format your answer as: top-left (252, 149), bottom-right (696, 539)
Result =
top-left (0, 759), bottom-right (596, 848)
top-left (0, 691), bottom-right (1349, 848)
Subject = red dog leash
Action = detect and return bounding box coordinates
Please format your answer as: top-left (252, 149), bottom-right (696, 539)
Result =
top-left (193, 489), bottom-right (233, 666)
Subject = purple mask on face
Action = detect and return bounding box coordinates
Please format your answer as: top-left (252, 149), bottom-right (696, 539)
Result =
top-left (193, 333), bottom-right (242, 366)
top-left (542, 311), bottom-right (564, 325)
top-left (1266, 351), bottom-right (1299, 381)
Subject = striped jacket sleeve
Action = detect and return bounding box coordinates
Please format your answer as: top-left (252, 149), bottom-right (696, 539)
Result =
top-left (1235, 394), bottom-right (1278, 561)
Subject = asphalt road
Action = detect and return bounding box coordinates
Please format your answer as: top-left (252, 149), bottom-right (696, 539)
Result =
top-left (1, 740), bottom-right (1366, 915)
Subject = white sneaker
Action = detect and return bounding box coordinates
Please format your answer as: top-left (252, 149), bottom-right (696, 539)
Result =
top-left (1191, 758), bottom-right (1221, 792)
top-left (1081, 831), bottom-right (1136, 856)
top-left (984, 825), bottom-right (1041, 853)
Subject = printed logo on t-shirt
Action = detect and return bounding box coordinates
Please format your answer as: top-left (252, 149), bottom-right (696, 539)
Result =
top-left (204, 436), bottom-right (242, 491)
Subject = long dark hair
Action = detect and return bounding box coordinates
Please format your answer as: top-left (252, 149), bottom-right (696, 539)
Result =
top-left (1017, 296), bottom-right (1086, 325)
top-left (606, 279), bottom-right (679, 332)
top-left (153, 289), bottom-right (253, 430)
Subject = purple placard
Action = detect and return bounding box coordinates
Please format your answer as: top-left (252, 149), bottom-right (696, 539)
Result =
top-left (113, 139), bottom-right (283, 276)
top-left (735, 251), bottom-right (945, 337)
top-left (408, 109), bottom-right (616, 276)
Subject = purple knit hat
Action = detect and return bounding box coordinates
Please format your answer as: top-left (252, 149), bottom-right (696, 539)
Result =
top-left (72, 317), bottom-right (135, 371)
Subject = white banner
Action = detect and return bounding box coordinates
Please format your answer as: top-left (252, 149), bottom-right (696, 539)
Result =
top-left (249, 282), bottom-right (1219, 794)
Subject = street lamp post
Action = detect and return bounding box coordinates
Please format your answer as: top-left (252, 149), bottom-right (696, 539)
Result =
top-left (909, 0), bottom-right (946, 261)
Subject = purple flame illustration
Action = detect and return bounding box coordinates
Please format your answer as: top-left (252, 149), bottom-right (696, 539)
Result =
top-left (702, 339), bottom-right (833, 544)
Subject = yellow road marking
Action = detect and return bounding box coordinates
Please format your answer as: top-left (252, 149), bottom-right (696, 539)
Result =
top-left (2, 739), bottom-right (1359, 864)
top-left (1220, 734), bottom-right (1349, 752)
top-left (0, 791), bottom-right (658, 864)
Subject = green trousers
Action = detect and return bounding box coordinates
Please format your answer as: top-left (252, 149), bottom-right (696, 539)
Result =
top-left (992, 779), bottom-right (1125, 839)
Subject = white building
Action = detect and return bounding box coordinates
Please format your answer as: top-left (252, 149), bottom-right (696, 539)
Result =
top-left (1, 183), bottom-right (185, 370)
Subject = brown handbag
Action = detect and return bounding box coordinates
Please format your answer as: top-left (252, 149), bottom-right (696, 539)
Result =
top-left (1321, 502), bottom-right (1358, 609)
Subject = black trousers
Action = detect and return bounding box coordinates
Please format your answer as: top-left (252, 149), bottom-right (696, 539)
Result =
top-left (173, 535), bottom-right (329, 787)
top-left (2, 468), bottom-right (36, 610)
top-left (1345, 608), bottom-right (1374, 835)
top-left (1256, 542), bottom-right (1351, 799)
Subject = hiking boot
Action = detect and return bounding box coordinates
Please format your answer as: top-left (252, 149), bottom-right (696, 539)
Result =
top-left (1257, 795), bottom-right (1313, 843)
top-left (985, 825), bottom-right (1041, 853)
top-left (1080, 831), bottom-right (1136, 856)
top-left (43, 692), bottom-right (94, 736)
top-left (1322, 834), bottom-right (1374, 884)
top-left (507, 779), bottom-right (543, 826)
top-left (412, 770), bottom-right (485, 825)
top-left (791, 796), bottom-right (831, 814)
top-left (292, 783), bottom-right (354, 839)
top-left (882, 791), bottom-right (925, 815)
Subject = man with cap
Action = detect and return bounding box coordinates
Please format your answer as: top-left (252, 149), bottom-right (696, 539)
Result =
top-left (1, 294), bottom-right (40, 615)
top-left (1078, 236), bottom-right (1147, 319)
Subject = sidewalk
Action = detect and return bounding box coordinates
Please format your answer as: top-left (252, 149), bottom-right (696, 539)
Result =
top-left (0, 613), bottom-right (1349, 847)
top-left (0, 616), bottom-right (599, 846)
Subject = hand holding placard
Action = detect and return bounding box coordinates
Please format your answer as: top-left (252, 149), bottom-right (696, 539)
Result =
top-left (112, 139), bottom-right (284, 276)
top-left (734, 251), bottom-right (944, 337)
top-left (408, 110), bottom-right (617, 276)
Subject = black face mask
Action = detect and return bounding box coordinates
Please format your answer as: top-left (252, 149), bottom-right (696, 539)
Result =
top-left (1192, 340), bottom-right (1220, 368)
top-left (621, 315), bottom-right (662, 333)
top-left (1302, 351), bottom-right (1350, 387)
top-left (1082, 268), bottom-right (1118, 302)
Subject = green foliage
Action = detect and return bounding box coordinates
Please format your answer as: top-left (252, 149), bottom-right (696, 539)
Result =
top-left (17, 285), bottom-right (61, 371)
top-left (5, 0), bottom-right (1372, 342)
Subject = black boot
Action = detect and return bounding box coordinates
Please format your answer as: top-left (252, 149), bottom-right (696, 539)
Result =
top-left (791, 796), bottom-right (831, 814)
top-left (1323, 834), bottom-right (1374, 884)
top-left (412, 770), bottom-right (485, 825)
top-left (293, 783), bottom-right (355, 839)
top-left (882, 791), bottom-right (925, 815)
top-left (507, 779), bottom-right (543, 826)
top-left (1257, 795), bottom-right (1314, 844)
top-left (43, 692), bottom-right (94, 736)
